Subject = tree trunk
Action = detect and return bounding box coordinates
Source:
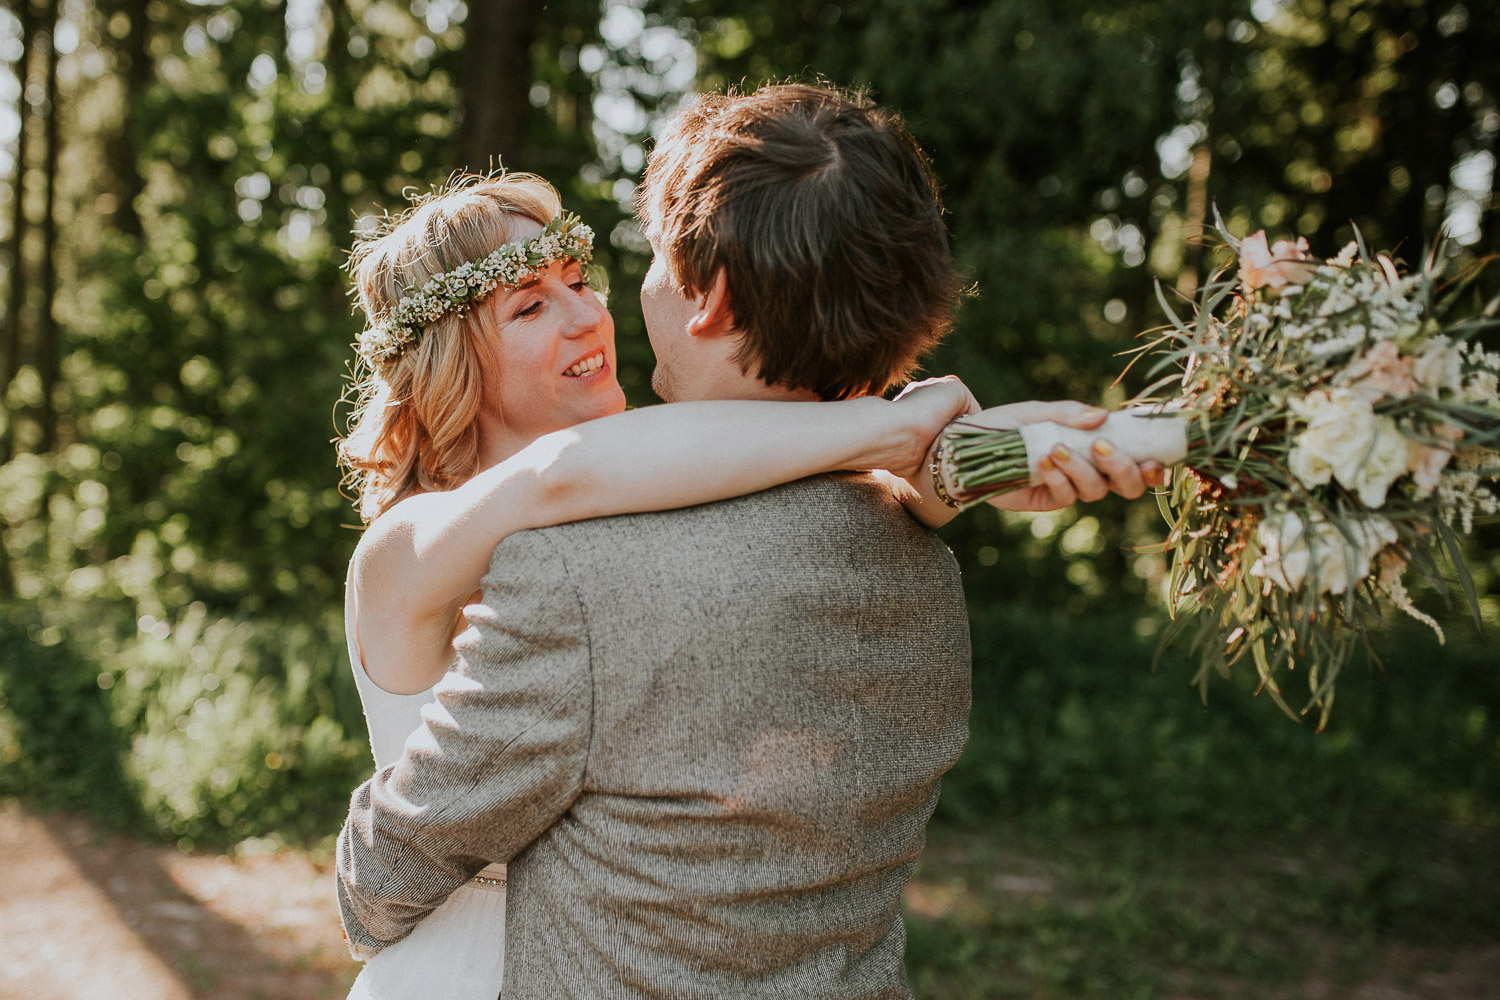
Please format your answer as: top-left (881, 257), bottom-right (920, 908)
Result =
top-left (99, 0), bottom-right (149, 239)
top-left (1, 0), bottom-right (33, 467)
top-left (35, 0), bottom-right (58, 454)
top-left (455, 0), bottom-right (538, 173)
top-left (0, 0), bottom-right (35, 595)
top-left (324, 0), bottom-right (351, 98)
top-left (1176, 143), bottom-right (1213, 300)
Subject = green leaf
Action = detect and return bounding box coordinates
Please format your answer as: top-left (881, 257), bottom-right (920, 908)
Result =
top-left (1433, 517), bottom-right (1484, 630)
top-left (1155, 481), bottom-right (1175, 527)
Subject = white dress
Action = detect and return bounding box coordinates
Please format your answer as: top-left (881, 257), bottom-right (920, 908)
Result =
top-left (344, 574), bottom-right (509, 1000)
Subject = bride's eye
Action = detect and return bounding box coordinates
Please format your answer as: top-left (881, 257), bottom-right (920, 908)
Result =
top-left (514, 299), bottom-right (543, 319)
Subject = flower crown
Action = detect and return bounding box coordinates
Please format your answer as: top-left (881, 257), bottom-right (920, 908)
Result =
top-left (356, 213), bottom-right (599, 365)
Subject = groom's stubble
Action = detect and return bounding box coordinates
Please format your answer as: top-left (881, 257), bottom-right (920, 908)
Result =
top-left (650, 359), bottom-right (679, 403)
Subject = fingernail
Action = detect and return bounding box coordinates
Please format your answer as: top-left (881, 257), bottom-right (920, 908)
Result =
top-left (1038, 456), bottom-right (1055, 473)
top-left (1092, 438), bottom-right (1115, 458)
top-left (1143, 462), bottom-right (1163, 486)
top-left (1051, 445), bottom-right (1072, 463)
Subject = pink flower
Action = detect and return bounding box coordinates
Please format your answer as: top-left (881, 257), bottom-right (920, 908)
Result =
top-left (1409, 423), bottom-right (1464, 495)
top-left (1336, 340), bottom-right (1420, 402)
top-left (1376, 547), bottom-right (1407, 587)
top-left (1239, 231), bottom-right (1319, 292)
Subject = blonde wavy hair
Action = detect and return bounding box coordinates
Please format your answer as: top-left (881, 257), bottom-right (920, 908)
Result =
top-left (338, 173), bottom-right (562, 523)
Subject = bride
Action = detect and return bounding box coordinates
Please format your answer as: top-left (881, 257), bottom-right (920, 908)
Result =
top-left (335, 172), bottom-right (1146, 999)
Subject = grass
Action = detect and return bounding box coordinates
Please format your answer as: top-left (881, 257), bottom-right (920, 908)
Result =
top-left (2, 592), bottom-right (1496, 998)
top-left (904, 817), bottom-right (1500, 999)
top-left (900, 601), bottom-right (1500, 998)
top-left (0, 599), bottom-right (370, 847)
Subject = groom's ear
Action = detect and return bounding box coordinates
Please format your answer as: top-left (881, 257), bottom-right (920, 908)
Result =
top-left (686, 269), bottom-right (734, 338)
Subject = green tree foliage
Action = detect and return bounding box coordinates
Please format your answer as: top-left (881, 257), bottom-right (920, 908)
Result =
top-left (2, 0), bottom-right (638, 619)
top-left (0, 0), bottom-right (1494, 847)
top-left (644, 0), bottom-right (1499, 829)
top-left (0, 0), bottom-right (637, 840)
top-left (649, 0), bottom-right (1498, 615)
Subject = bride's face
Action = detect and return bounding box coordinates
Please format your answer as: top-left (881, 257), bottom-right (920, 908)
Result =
top-left (474, 221), bottom-right (626, 454)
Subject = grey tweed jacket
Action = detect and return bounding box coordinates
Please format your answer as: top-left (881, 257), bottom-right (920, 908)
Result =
top-left (337, 473), bottom-right (971, 999)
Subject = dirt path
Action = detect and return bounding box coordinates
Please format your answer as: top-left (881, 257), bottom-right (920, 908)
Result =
top-left (3, 802), bottom-right (1497, 1000)
top-left (0, 802), bottom-right (357, 1000)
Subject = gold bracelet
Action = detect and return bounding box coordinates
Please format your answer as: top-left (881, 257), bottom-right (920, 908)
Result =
top-left (930, 456), bottom-right (962, 508)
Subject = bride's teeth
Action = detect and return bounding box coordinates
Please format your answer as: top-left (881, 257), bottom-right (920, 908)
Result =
top-left (566, 353), bottom-right (603, 377)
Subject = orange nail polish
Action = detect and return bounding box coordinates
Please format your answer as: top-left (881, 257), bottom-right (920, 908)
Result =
top-left (1052, 445), bottom-right (1072, 463)
top-left (1038, 456), bottom-right (1055, 473)
top-left (1092, 438), bottom-right (1115, 457)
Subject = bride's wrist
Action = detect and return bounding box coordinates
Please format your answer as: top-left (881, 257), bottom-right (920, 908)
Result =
top-left (830, 395), bottom-right (891, 470)
top-left (868, 395), bottom-right (933, 474)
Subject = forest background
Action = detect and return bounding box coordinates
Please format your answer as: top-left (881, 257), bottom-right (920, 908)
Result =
top-left (1, 0), bottom-right (1498, 996)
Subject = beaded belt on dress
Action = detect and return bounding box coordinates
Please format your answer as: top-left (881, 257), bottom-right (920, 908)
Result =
top-left (466, 863), bottom-right (507, 893)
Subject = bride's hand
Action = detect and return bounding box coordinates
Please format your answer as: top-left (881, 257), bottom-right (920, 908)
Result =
top-left (954, 400), bottom-right (1164, 511)
top-left (874, 376), bottom-right (981, 481)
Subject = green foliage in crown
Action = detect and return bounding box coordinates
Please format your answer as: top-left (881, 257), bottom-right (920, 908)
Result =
top-left (357, 213), bottom-right (598, 366)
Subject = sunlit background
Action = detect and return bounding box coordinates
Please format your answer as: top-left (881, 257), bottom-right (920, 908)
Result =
top-left (1, 2), bottom-right (1497, 997)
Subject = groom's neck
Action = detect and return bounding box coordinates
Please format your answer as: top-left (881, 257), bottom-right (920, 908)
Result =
top-left (675, 366), bottom-right (822, 404)
top-left (711, 382), bottom-right (821, 403)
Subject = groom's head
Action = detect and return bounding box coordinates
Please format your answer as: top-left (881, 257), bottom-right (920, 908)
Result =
top-left (636, 83), bottom-right (958, 402)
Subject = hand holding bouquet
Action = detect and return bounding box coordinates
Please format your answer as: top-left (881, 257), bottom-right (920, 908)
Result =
top-left (938, 226), bottom-right (1500, 724)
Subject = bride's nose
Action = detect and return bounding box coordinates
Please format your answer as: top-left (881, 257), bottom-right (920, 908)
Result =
top-left (559, 287), bottom-right (604, 339)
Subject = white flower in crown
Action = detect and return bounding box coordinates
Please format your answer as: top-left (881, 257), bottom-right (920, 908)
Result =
top-left (355, 213), bottom-right (597, 365)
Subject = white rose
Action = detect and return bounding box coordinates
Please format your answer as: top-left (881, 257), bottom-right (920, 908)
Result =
top-left (1305, 517), bottom-right (1359, 596)
top-left (1346, 417), bottom-right (1412, 508)
top-left (1412, 337), bottom-right (1463, 396)
top-left (1250, 511), bottom-right (1311, 592)
top-left (1288, 443), bottom-right (1334, 488)
top-left (1250, 510), bottom-right (1397, 596)
top-left (1288, 390), bottom-right (1377, 491)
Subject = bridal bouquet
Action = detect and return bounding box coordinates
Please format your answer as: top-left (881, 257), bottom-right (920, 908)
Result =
top-left (938, 226), bottom-right (1500, 724)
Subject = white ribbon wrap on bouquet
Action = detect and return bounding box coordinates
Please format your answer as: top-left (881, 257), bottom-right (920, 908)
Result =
top-left (1018, 409), bottom-right (1189, 483)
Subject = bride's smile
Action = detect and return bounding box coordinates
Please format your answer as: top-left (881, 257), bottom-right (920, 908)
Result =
top-left (473, 227), bottom-right (627, 463)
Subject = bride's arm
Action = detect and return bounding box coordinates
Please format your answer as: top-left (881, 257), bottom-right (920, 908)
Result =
top-left (352, 381), bottom-right (973, 693)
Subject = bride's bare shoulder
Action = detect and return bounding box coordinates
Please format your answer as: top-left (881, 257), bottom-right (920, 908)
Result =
top-left (351, 490), bottom-right (444, 589)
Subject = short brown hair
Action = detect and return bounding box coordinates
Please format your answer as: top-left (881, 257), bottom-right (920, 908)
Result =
top-left (637, 83), bottom-right (958, 400)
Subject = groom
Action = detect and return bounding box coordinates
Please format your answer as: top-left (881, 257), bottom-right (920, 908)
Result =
top-left (338, 84), bottom-right (1147, 997)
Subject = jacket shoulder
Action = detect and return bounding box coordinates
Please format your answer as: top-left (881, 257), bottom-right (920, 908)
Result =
top-left (522, 472), bottom-right (926, 545)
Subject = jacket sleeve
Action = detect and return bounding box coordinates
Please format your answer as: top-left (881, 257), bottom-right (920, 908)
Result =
top-left (336, 529), bottom-right (591, 959)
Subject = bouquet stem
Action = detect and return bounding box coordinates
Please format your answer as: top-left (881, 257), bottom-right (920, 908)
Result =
top-left (939, 409), bottom-right (1192, 502)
